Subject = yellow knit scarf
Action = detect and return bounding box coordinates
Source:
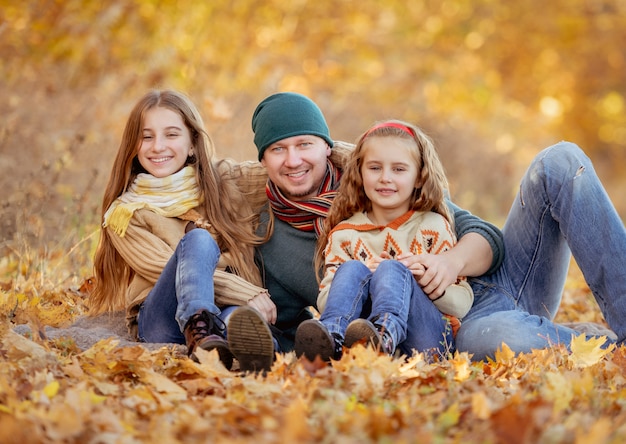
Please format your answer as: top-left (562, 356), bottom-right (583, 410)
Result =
top-left (103, 166), bottom-right (201, 237)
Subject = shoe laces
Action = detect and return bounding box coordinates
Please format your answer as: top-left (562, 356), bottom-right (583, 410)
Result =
top-left (188, 311), bottom-right (226, 339)
top-left (331, 333), bottom-right (344, 358)
top-left (374, 324), bottom-right (395, 355)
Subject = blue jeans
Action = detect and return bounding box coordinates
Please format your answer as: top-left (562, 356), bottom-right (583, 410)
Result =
top-left (456, 142), bottom-right (626, 360)
top-left (320, 260), bottom-right (453, 356)
top-left (138, 229), bottom-right (235, 343)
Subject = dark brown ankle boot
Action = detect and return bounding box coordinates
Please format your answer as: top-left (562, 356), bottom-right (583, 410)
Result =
top-left (184, 310), bottom-right (234, 369)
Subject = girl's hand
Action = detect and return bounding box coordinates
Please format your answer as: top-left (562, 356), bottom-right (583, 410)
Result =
top-left (247, 291), bottom-right (277, 324)
top-left (366, 252), bottom-right (392, 272)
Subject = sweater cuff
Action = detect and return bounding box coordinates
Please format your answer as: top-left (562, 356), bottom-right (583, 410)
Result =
top-left (432, 282), bottom-right (474, 319)
top-left (213, 269), bottom-right (265, 306)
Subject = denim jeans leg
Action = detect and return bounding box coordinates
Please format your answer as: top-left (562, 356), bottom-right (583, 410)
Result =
top-left (138, 229), bottom-right (221, 343)
top-left (319, 260), bottom-right (372, 339)
top-left (458, 142), bottom-right (625, 359)
top-left (138, 253), bottom-right (182, 343)
top-left (399, 272), bottom-right (453, 357)
top-left (535, 143), bottom-right (626, 341)
top-left (173, 229), bottom-right (221, 329)
top-left (368, 260), bottom-right (413, 347)
top-left (457, 308), bottom-right (599, 361)
top-left (504, 143), bottom-right (626, 333)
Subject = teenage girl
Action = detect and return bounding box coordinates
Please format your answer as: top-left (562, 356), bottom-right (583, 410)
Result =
top-left (89, 90), bottom-right (275, 371)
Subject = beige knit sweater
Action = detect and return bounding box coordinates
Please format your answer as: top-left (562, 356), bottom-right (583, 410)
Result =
top-left (109, 158), bottom-right (270, 338)
top-left (317, 210), bottom-right (474, 319)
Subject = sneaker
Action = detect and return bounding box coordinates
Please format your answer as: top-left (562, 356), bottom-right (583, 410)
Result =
top-left (184, 310), bottom-right (234, 369)
top-left (295, 319), bottom-right (343, 362)
top-left (344, 318), bottom-right (395, 355)
top-left (227, 306), bottom-right (275, 374)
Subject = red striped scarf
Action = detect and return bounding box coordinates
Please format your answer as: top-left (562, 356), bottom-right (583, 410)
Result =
top-left (266, 160), bottom-right (341, 236)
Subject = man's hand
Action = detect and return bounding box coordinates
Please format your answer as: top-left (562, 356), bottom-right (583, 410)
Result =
top-left (394, 252), bottom-right (426, 276)
top-left (397, 232), bottom-right (494, 299)
top-left (397, 252), bottom-right (461, 300)
top-left (247, 291), bottom-right (277, 324)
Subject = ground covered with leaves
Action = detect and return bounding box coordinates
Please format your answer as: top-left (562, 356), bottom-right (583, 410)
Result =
top-left (1, 250), bottom-right (625, 444)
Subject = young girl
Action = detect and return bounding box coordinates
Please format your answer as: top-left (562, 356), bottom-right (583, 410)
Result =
top-left (294, 120), bottom-right (473, 362)
top-left (89, 90), bottom-right (275, 371)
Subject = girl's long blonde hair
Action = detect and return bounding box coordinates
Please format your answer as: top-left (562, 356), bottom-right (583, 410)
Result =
top-left (90, 90), bottom-right (263, 314)
top-left (315, 120), bottom-right (452, 275)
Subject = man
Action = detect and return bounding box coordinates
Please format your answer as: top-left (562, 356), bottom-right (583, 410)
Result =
top-left (229, 92), bottom-right (625, 371)
top-left (226, 92), bottom-right (503, 370)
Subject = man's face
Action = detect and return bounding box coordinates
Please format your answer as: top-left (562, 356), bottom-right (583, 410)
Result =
top-left (261, 135), bottom-right (331, 201)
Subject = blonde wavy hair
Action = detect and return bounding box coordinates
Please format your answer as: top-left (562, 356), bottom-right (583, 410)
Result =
top-left (90, 90), bottom-right (263, 314)
top-left (315, 120), bottom-right (453, 275)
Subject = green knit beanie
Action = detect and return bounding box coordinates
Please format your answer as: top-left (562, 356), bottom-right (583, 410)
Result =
top-left (252, 92), bottom-right (334, 161)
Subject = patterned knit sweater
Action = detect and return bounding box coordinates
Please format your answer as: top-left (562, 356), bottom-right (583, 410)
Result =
top-left (317, 210), bottom-right (474, 321)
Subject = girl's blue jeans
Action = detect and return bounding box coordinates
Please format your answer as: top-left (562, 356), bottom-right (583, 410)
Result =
top-left (456, 142), bottom-right (626, 360)
top-left (320, 259), bottom-right (453, 356)
top-left (137, 228), bottom-right (237, 343)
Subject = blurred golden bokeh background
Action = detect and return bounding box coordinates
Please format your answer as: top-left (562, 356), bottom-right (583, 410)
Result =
top-left (1, 0), bottom-right (625, 253)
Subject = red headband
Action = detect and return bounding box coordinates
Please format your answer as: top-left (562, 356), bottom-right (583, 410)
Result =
top-left (364, 122), bottom-right (414, 138)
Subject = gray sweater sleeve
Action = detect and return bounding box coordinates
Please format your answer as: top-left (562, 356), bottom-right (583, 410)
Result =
top-left (446, 199), bottom-right (504, 275)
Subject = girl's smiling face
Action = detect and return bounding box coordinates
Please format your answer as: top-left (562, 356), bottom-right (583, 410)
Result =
top-left (361, 136), bottom-right (420, 225)
top-left (137, 106), bottom-right (193, 178)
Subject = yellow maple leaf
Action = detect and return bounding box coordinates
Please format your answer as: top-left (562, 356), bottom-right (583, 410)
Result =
top-left (568, 334), bottom-right (615, 368)
top-left (494, 343), bottom-right (515, 363)
top-left (449, 354), bottom-right (472, 382)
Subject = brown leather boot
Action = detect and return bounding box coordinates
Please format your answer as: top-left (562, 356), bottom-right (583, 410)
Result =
top-left (184, 310), bottom-right (234, 370)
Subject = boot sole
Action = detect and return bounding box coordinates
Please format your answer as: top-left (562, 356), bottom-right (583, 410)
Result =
top-left (227, 306), bottom-right (275, 374)
top-left (294, 319), bottom-right (336, 362)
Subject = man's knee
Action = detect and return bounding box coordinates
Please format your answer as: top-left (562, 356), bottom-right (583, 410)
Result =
top-left (456, 315), bottom-right (523, 361)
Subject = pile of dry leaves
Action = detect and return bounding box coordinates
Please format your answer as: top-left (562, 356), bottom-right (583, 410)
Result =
top-left (1, 256), bottom-right (625, 443)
